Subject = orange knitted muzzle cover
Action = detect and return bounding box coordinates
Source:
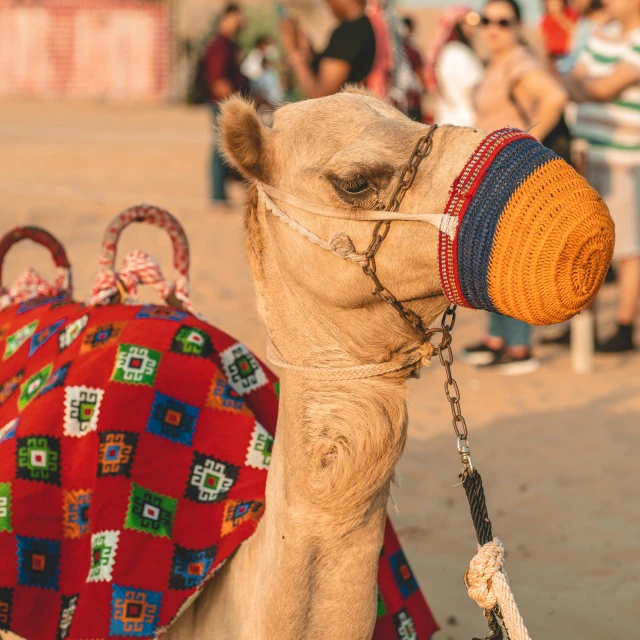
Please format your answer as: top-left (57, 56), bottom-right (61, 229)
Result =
top-left (438, 128), bottom-right (615, 326)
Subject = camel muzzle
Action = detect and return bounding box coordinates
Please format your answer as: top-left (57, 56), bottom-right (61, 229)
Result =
top-left (438, 128), bottom-right (615, 326)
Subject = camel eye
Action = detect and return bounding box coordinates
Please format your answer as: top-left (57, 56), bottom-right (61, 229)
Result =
top-left (340, 175), bottom-right (370, 195)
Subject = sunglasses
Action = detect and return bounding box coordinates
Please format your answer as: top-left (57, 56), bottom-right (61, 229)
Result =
top-left (480, 16), bottom-right (514, 27)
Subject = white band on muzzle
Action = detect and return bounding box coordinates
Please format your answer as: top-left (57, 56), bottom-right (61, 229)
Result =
top-left (256, 182), bottom-right (458, 267)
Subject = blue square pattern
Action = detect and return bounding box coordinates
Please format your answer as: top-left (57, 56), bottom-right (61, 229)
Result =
top-left (135, 305), bottom-right (187, 323)
top-left (169, 544), bottom-right (217, 590)
top-left (0, 418), bottom-right (19, 445)
top-left (146, 391), bottom-right (199, 447)
top-left (389, 550), bottom-right (419, 599)
top-left (16, 536), bottom-right (60, 590)
top-left (17, 294), bottom-right (67, 315)
top-left (39, 363), bottom-right (70, 397)
top-left (110, 584), bottom-right (162, 637)
top-left (29, 319), bottom-right (66, 356)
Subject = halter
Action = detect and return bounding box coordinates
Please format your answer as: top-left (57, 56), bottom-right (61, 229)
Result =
top-left (258, 125), bottom-right (449, 379)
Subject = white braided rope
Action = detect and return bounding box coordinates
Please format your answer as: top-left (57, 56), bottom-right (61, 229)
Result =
top-left (258, 184), bottom-right (371, 267)
top-left (0, 267), bottom-right (70, 311)
top-left (267, 336), bottom-right (433, 381)
top-left (88, 250), bottom-right (199, 317)
top-left (465, 538), bottom-right (532, 640)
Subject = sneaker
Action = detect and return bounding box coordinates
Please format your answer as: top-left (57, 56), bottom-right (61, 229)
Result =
top-left (596, 324), bottom-right (635, 353)
top-left (479, 350), bottom-right (540, 376)
top-left (463, 341), bottom-right (503, 366)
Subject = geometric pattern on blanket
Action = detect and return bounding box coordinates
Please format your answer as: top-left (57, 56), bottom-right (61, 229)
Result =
top-left (0, 299), bottom-right (438, 639)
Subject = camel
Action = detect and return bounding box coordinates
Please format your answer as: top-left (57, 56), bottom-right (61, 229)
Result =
top-left (0, 89), bottom-right (613, 640)
top-left (165, 90), bottom-right (613, 639)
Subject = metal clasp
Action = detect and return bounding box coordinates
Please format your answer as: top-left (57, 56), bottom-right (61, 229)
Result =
top-left (457, 435), bottom-right (474, 474)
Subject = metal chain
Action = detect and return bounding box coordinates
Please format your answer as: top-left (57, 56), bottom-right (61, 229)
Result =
top-left (438, 305), bottom-right (506, 640)
top-left (360, 126), bottom-right (473, 472)
top-left (357, 127), bottom-right (503, 638)
top-left (437, 305), bottom-right (473, 473)
top-left (360, 125), bottom-right (440, 345)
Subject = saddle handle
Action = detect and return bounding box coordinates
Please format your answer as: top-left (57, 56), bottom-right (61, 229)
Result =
top-left (0, 226), bottom-right (72, 297)
top-left (89, 204), bottom-right (193, 312)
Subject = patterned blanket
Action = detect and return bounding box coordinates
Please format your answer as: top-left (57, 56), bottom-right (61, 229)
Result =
top-left (0, 296), bottom-right (437, 639)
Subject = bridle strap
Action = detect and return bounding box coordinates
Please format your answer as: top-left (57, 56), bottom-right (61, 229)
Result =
top-left (262, 125), bottom-right (444, 378)
top-left (359, 125), bottom-right (441, 344)
top-left (259, 182), bottom-right (455, 233)
top-left (266, 336), bottom-right (434, 380)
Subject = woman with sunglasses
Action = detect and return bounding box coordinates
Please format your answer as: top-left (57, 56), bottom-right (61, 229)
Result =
top-left (464, 0), bottom-right (569, 374)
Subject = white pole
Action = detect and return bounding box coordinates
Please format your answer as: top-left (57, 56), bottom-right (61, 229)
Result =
top-left (571, 310), bottom-right (594, 374)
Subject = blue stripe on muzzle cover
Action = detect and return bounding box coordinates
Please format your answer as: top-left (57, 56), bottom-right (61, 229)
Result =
top-left (456, 137), bottom-right (559, 313)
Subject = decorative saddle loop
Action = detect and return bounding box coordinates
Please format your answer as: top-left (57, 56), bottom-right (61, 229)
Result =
top-left (0, 226), bottom-right (73, 310)
top-left (88, 204), bottom-right (197, 315)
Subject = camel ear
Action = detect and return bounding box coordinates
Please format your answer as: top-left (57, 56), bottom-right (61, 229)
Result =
top-left (219, 96), bottom-right (270, 182)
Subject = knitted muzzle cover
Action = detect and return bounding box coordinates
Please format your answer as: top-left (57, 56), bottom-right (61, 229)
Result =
top-left (438, 128), bottom-right (615, 326)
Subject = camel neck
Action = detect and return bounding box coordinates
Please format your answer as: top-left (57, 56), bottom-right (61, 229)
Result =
top-left (248, 370), bottom-right (408, 639)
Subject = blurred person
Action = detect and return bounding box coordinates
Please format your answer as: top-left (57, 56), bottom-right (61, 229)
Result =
top-left (241, 35), bottom-right (284, 104)
top-left (540, 0), bottom-right (580, 61)
top-left (567, 0), bottom-right (640, 351)
top-left (464, 0), bottom-right (569, 373)
top-left (401, 16), bottom-right (426, 121)
top-left (280, 0), bottom-right (376, 98)
top-left (540, 0), bottom-right (609, 346)
top-left (425, 6), bottom-right (483, 127)
top-left (206, 3), bottom-right (248, 206)
top-left (557, 0), bottom-right (609, 74)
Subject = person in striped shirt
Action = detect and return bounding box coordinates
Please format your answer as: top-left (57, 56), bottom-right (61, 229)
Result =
top-left (569, 0), bottom-right (640, 352)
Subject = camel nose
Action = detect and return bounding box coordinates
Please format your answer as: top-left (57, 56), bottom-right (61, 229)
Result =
top-left (439, 129), bottom-right (615, 326)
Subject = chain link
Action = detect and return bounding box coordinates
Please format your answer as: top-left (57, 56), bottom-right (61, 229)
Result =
top-left (357, 126), bottom-right (473, 471)
top-left (359, 125), bottom-right (439, 345)
top-left (436, 305), bottom-right (474, 473)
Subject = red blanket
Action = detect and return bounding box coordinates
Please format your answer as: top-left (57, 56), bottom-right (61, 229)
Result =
top-left (0, 297), bottom-right (437, 639)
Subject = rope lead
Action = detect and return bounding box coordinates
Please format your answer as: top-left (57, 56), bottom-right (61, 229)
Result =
top-left (463, 470), bottom-right (532, 640)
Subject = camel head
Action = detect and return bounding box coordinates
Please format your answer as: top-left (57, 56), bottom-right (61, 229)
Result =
top-left (220, 90), bottom-right (614, 364)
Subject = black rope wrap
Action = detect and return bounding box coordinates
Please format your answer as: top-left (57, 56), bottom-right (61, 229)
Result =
top-left (463, 469), bottom-right (508, 640)
top-left (463, 468), bottom-right (493, 545)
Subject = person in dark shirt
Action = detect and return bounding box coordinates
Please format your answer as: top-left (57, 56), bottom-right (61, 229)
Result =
top-left (281, 0), bottom-right (376, 98)
top-left (401, 16), bottom-right (425, 122)
top-left (205, 3), bottom-right (247, 205)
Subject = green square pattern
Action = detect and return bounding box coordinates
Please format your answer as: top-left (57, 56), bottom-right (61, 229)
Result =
top-left (124, 482), bottom-right (177, 538)
top-left (16, 436), bottom-right (60, 484)
top-left (18, 363), bottom-right (53, 411)
top-left (0, 482), bottom-right (11, 532)
top-left (4, 321), bottom-right (38, 360)
top-left (171, 326), bottom-right (212, 357)
top-left (112, 344), bottom-right (161, 387)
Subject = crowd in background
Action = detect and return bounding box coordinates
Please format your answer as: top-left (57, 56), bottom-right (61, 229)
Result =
top-left (199, 0), bottom-right (640, 370)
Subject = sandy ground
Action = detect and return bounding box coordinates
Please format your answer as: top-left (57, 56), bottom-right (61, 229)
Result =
top-left (0, 99), bottom-right (638, 639)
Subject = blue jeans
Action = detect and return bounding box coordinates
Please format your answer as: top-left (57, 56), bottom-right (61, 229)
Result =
top-left (488, 313), bottom-right (531, 348)
top-left (211, 104), bottom-right (227, 202)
